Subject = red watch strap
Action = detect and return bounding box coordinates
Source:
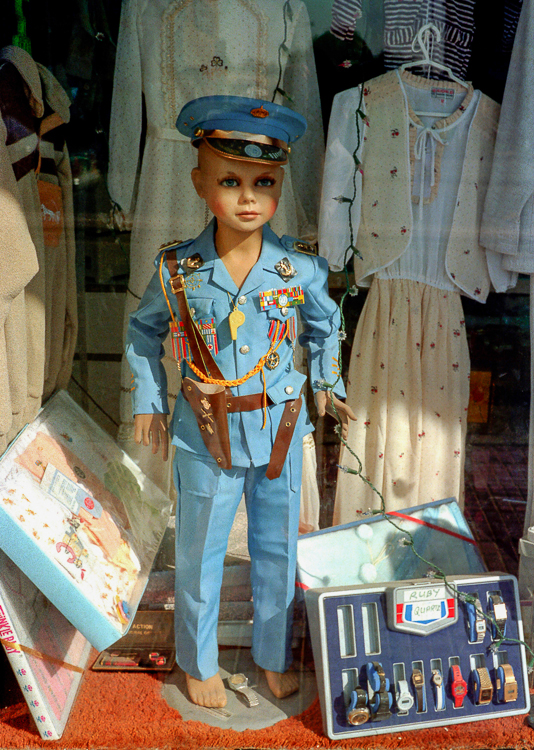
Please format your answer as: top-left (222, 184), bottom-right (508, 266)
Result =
top-left (451, 665), bottom-right (466, 707)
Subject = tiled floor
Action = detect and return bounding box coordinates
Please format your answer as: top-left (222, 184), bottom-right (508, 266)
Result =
top-left (463, 442), bottom-right (528, 576)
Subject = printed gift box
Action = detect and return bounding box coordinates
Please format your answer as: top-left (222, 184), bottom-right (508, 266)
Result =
top-left (0, 391), bottom-right (172, 651)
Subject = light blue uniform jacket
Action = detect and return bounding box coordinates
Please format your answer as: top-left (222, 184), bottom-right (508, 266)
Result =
top-left (126, 219), bottom-right (345, 468)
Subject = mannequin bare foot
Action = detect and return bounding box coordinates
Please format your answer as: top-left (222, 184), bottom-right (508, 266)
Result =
top-left (185, 672), bottom-right (227, 707)
top-left (264, 668), bottom-right (299, 699)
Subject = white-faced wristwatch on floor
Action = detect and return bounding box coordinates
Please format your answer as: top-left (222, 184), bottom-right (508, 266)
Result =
top-left (227, 673), bottom-right (260, 707)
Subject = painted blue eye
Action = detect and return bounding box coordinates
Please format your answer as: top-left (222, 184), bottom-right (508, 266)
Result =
top-left (221, 178), bottom-right (239, 187)
top-left (256, 178), bottom-right (275, 187)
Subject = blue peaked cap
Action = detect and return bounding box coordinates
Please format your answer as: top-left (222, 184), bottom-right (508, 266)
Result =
top-left (176, 95), bottom-right (307, 145)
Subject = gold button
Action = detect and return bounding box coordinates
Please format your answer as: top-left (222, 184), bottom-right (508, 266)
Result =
top-left (285, 422), bottom-right (291, 427)
top-left (227, 403), bottom-right (232, 408)
top-left (200, 425), bottom-right (205, 430)
top-left (217, 457), bottom-right (222, 463)
top-left (290, 407), bottom-right (296, 413)
top-left (187, 386), bottom-right (192, 391)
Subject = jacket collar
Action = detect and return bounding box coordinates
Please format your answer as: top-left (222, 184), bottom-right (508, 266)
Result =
top-left (190, 219), bottom-right (285, 296)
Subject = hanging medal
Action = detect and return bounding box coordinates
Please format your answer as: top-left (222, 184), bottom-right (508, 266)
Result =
top-left (265, 321), bottom-right (288, 370)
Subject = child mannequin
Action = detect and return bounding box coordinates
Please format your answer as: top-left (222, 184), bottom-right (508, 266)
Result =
top-left (126, 96), bottom-right (355, 708)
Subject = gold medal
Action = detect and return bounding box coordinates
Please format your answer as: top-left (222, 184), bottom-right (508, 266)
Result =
top-left (265, 351), bottom-right (280, 370)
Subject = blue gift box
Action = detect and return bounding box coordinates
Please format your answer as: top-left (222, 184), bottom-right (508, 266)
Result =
top-left (0, 391), bottom-right (172, 652)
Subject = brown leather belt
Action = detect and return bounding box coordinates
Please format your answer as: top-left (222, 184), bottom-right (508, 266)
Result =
top-left (180, 381), bottom-right (301, 480)
top-left (226, 392), bottom-right (272, 412)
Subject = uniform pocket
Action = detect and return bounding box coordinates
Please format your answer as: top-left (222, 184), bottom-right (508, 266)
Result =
top-left (187, 296), bottom-right (215, 322)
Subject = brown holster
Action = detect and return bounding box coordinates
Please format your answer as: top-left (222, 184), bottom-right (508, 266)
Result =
top-left (166, 252), bottom-right (301, 478)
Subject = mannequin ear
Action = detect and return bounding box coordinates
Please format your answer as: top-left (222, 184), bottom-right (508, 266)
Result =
top-left (191, 167), bottom-right (204, 198)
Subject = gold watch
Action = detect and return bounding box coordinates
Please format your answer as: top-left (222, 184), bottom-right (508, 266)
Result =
top-left (474, 667), bottom-right (493, 705)
top-left (496, 663), bottom-right (518, 703)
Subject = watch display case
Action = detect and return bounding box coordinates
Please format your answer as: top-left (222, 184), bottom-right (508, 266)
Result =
top-left (305, 573), bottom-right (530, 739)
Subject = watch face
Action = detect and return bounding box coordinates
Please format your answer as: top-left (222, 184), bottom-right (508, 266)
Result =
top-left (453, 683), bottom-right (467, 696)
top-left (475, 621), bottom-right (486, 632)
top-left (493, 602), bottom-right (507, 620)
top-left (348, 708), bottom-right (370, 726)
top-left (504, 684), bottom-right (518, 701)
top-left (397, 694), bottom-right (414, 710)
top-left (479, 687), bottom-right (493, 704)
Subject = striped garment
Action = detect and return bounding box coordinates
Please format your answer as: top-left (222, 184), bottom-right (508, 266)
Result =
top-left (383, 0), bottom-right (476, 79)
top-left (330, 0), bottom-right (363, 40)
top-left (502, 0), bottom-right (523, 50)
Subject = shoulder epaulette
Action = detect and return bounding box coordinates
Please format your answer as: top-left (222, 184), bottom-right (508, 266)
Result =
top-left (158, 238), bottom-right (191, 254)
top-left (154, 238), bottom-right (195, 269)
top-left (280, 235), bottom-right (318, 256)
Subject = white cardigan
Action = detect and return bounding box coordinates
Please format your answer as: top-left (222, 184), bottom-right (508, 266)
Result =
top-left (480, 0), bottom-right (534, 274)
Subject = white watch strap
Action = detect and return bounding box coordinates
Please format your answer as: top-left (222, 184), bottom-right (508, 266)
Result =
top-left (237, 685), bottom-right (260, 707)
top-left (434, 675), bottom-right (445, 710)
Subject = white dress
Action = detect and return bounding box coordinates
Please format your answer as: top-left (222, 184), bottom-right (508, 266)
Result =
top-left (319, 72), bottom-right (512, 522)
top-left (108, 0), bottom-right (324, 522)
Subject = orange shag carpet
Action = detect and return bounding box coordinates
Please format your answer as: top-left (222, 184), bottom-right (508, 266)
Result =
top-left (1, 667), bottom-right (533, 750)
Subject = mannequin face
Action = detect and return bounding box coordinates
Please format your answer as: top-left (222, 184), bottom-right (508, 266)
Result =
top-left (191, 143), bottom-right (284, 235)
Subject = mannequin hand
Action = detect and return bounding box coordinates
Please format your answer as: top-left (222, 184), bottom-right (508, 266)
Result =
top-left (315, 391), bottom-right (356, 441)
top-left (134, 413), bottom-right (169, 461)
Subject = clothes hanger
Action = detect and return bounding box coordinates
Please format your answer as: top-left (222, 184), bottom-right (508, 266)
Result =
top-left (400, 23), bottom-right (469, 118)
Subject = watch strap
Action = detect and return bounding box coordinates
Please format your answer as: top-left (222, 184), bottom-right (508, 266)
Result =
top-left (227, 674), bottom-right (260, 707)
top-left (432, 669), bottom-right (445, 710)
top-left (412, 669), bottom-right (426, 712)
top-left (370, 689), bottom-right (392, 721)
top-left (367, 661), bottom-right (387, 693)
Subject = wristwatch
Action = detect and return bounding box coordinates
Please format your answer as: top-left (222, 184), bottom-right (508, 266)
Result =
top-left (411, 668), bottom-right (426, 713)
top-left (370, 689), bottom-right (392, 722)
top-left (496, 663), bottom-right (518, 703)
top-left (395, 679), bottom-right (414, 712)
top-left (466, 596), bottom-right (486, 643)
top-left (431, 668), bottom-right (445, 710)
top-left (227, 673), bottom-right (259, 707)
top-left (367, 661), bottom-right (388, 693)
top-left (450, 664), bottom-right (468, 708)
top-left (473, 666), bottom-right (493, 706)
top-left (347, 687), bottom-right (371, 726)
top-left (488, 593), bottom-right (508, 639)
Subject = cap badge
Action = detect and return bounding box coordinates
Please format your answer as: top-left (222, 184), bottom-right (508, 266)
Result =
top-left (181, 253), bottom-right (204, 274)
top-left (251, 104), bottom-right (269, 118)
top-left (244, 143), bottom-right (263, 158)
top-left (275, 257), bottom-right (297, 282)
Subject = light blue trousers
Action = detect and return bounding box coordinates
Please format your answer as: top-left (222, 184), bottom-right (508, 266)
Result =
top-left (173, 443), bottom-right (302, 681)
